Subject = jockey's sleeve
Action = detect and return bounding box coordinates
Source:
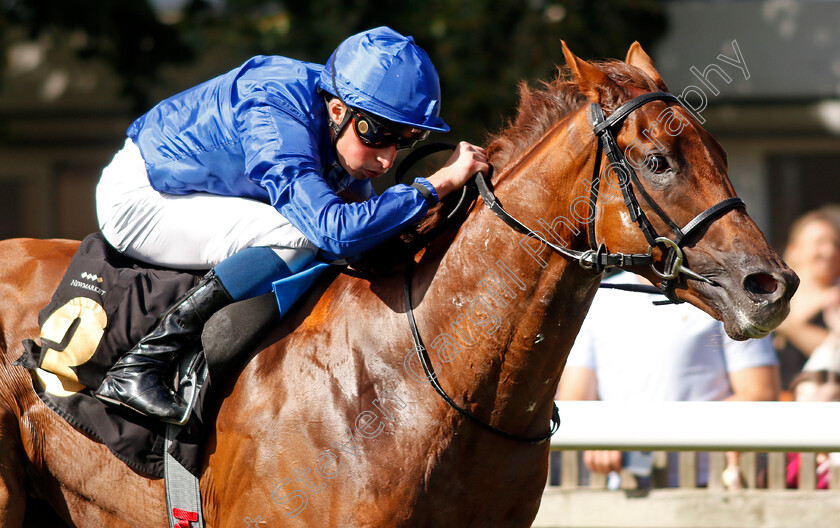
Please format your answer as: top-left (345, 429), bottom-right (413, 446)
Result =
top-left (278, 172), bottom-right (436, 259)
top-left (240, 101), bottom-right (439, 259)
top-left (348, 177), bottom-right (377, 200)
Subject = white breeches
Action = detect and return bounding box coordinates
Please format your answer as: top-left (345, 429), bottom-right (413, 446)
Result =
top-left (96, 139), bottom-right (317, 272)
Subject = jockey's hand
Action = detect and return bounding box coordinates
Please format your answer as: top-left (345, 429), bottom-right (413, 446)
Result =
top-left (584, 450), bottom-right (623, 474)
top-left (425, 141), bottom-right (489, 200)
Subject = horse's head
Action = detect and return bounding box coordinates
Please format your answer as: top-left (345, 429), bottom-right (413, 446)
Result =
top-left (561, 42), bottom-right (797, 340)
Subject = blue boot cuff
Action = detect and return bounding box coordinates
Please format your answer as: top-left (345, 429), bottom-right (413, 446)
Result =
top-left (213, 247), bottom-right (292, 301)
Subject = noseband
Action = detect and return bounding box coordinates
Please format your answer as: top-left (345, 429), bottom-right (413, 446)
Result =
top-left (475, 91), bottom-right (745, 302)
top-left (402, 91), bottom-right (744, 446)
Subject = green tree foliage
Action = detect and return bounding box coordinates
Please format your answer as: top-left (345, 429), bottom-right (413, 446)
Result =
top-left (1, 0), bottom-right (667, 141)
top-left (188, 0), bottom-right (668, 143)
top-left (1, 0), bottom-right (193, 111)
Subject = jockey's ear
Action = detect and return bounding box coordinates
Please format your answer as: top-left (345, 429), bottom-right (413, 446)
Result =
top-left (625, 41), bottom-right (669, 92)
top-left (561, 40), bottom-right (625, 109)
top-left (327, 97), bottom-right (347, 126)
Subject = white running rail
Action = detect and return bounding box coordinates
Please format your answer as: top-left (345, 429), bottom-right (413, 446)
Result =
top-left (549, 401), bottom-right (840, 452)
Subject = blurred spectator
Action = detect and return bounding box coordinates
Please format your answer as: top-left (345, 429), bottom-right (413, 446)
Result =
top-left (558, 271), bottom-right (779, 489)
top-left (774, 207), bottom-right (840, 390)
top-left (786, 335), bottom-right (840, 489)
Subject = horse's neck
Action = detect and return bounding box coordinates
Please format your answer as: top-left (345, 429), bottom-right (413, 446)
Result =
top-left (415, 112), bottom-right (602, 434)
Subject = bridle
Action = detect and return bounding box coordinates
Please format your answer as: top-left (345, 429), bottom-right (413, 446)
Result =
top-left (475, 91), bottom-right (745, 302)
top-left (403, 91), bottom-right (745, 445)
top-left (590, 92), bottom-right (744, 296)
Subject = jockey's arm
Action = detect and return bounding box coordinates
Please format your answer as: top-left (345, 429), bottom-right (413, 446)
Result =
top-left (424, 142), bottom-right (489, 200)
top-left (243, 106), bottom-right (487, 259)
top-left (242, 105), bottom-right (437, 259)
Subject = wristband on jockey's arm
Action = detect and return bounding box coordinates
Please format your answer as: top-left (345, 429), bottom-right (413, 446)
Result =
top-left (410, 178), bottom-right (438, 207)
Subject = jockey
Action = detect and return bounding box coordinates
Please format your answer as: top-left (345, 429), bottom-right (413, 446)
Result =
top-left (93, 26), bottom-right (489, 423)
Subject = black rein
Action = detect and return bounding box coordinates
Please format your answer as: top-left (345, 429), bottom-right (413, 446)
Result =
top-left (401, 91), bottom-right (744, 445)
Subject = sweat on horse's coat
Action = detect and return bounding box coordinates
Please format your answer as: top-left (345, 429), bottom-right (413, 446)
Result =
top-left (0, 42), bottom-right (796, 527)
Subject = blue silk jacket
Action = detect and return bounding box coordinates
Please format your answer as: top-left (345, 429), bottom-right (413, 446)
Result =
top-left (127, 55), bottom-right (437, 259)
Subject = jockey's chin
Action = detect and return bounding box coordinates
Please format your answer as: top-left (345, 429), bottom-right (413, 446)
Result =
top-left (356, 167), bottom-right (387, 180)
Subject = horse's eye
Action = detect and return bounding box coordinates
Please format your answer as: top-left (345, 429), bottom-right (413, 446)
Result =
top-left (646, 155), bottom-right (670, 174)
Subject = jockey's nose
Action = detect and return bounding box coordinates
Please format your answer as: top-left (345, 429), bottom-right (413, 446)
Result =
top-left (378, 145), bottom-right (397, 169)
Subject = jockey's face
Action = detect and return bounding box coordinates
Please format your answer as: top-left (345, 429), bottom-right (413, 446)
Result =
top-left (328, 99), bottom-right (397, 181)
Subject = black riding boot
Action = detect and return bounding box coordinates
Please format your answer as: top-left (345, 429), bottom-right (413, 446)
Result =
top-left (94, 271), bottom-right (233, 423)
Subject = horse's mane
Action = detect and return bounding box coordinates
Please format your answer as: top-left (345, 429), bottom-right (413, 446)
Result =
top-left (353, 60), bottom-right (658, 274)
top-left (486, 60), bottom-right (659, 171)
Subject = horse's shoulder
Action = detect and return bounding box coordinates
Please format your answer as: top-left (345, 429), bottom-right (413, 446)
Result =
top-left (253, 270), bottom-right (400, 365)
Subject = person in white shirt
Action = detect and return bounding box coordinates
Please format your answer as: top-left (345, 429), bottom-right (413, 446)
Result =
top-left (558, 271), bottom-right (780, 488)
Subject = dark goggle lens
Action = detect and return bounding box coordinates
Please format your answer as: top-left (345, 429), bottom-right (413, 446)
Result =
top-left (351, 109), bottom-right (429, 150)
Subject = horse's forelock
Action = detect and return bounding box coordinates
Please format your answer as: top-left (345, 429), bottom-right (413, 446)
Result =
top-left (487, 60), bottom-right (660, 171)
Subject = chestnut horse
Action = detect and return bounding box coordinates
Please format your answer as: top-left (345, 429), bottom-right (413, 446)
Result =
top-left (0, 43), bottom-right (795, 527)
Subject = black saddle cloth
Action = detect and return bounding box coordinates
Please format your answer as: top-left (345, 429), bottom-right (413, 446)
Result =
top-left (15, 233), bottom-right (279, 477)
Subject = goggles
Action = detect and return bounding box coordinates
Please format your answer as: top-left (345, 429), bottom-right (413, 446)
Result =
top-left (348, 107), bottom-right (429, 150)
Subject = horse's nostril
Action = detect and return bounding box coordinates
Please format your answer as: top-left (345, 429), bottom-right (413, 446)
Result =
top-left (744, 272), bottom-right (779, 296)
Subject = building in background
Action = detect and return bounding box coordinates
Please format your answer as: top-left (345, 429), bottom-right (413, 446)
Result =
top-left (653, 0), bottom-right (840, 247)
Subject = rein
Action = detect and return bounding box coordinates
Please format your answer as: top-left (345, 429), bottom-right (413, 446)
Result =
top-left (403, 259), bottom-right (561, 445)
top-left (398, 143), bottom-right (559, 444)
top-left (400, 91), bottom-right (744, 446)
top-left (477, 91), bottom-right (744, 302)
top-left (587, 92), bottom-right (744, 300)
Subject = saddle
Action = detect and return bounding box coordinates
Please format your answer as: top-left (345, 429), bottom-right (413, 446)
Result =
top-left (13, 147), bottom-right (455, 478)
top-left (15, 233), bottom-right (281, 478)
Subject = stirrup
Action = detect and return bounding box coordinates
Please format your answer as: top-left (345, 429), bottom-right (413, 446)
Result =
top-left (172, 370), bottom-right (201, 426)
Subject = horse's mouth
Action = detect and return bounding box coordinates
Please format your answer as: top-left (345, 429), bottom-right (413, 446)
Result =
top-left (730, 317), bottom-right (775, 340)
top-left (673, 257), bottom-right (796, 341)
top-left (702, 268), bottom-right (797, 341)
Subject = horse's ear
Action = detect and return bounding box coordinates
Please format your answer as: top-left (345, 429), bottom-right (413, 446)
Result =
top-left (625, 41), bottom-right (669, 92)
top-left (561, 40), bottom-right (624, 104)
